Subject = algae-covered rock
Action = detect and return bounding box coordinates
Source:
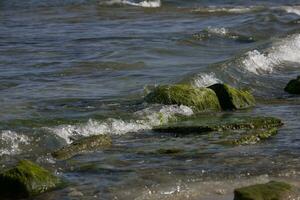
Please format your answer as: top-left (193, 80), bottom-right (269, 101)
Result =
top-left (208, 83), bottom-right (255, 110)
top-left (231, 128), bottom-right (278, 145)
top-left (234, 181), bottom-right (292, 200)
top-left (156, 148), bottom-right (184, 155)
top-left (154, 116), bottom-right (283, 135)
top-left (145, 84), bottom-right (221, 112)
top-left (0, 160), bottom-right (62, 199)
top-left (52, 134), bottom-right (112, 160)
top-left (284, 76), bottom-right (300, 94)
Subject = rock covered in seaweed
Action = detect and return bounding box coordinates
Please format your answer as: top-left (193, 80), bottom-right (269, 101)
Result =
top-left (145, 84), bottom-right (221, 112)
top-left (284, 76), bottom-right (300, 94)
top-left (208, 83), bottom-right (255, 110)
top-left (0, 160), bottom-right (63, 199)
top-left (52, 134), bottom-right (112, 160)
top-left (153, 116), bottom-right (283, 135)
top-left (234, 181), bottom-right (292, 200)
top-left (231, 128), bottom-right (278, 145)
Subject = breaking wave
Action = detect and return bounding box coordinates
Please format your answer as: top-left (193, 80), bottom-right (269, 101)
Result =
top-left (193, 73), bottom-right (221, 88)
top-left (48, 105), bottom-right (193, 143)
top-left (100, 0), bottom-right (161, 8)
top-left (0, 130), bottom-right (30, 156)
top-left (281, 6), bottom-right (300, 16)
top-left (241, 34), bottom-right (300, 74)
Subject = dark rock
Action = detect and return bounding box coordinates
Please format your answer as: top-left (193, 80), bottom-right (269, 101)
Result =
top-left (0, 160), bottom-right (62, 199)
top-left (284, 76), bottom-right (300, 94)
top-left (208, 83), bottom-right (255, 110)
top-left (52, 134), bottom-right (112, 160)
top-left (234, 181), bottom-right (292, 200)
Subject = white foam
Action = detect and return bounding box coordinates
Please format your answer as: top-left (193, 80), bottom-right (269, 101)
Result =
top-left (49, 105), bottom-right (193, 143)
top-left (102, 0), bottom-right (161, 8)
top-left (206, 26), bottom-right (228, 36)
top-left (0, 130), bottom-right (30, 156)
top-left (192, 6), bottom-right (263, 14)
top-left (281, 6), bottom-right (300, 16)
top-left (242, 34), bottom-right (300, 74)
top-left (193, 73), bottom-right (221, 88)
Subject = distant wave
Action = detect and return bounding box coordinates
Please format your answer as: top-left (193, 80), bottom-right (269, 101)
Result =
top-left (193, 26), bottom-right (255, 43)
top-left (280, 6), bottom-right (300, 16)
top-left (193, 72), bottom-right (221, 88)
top-left (0, 130), bottom-right (30, 156)
top-left (100, 0), bottom-right (161, 8)
top-left (48, 105), bottom-right (193, 143)
top-left (241, 34), bottom-right (300, 74)
top-left (192, 6), bottom-right (265, 14)
top-left (192, 5), bottom-right (300, 16)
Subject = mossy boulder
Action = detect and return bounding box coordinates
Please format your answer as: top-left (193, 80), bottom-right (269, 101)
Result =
top-left (153, 116), bottom-right (283, 135)
top-left (145, 84), bottom-right (221, 112)
top-left (208, 83), bottom-right (255, 110)
top-left (234, 181), bottom-right (292, 200)
top-left (52, 134), bottom-right (112, 160)
top-left (284, 76), bottom-right (300, 94)
top-left (231, 128), bottom-right (278, 145)
top-left (0, 160), bottom-right (62, 199)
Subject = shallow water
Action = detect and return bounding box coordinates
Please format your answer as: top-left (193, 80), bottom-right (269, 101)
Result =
top-left (1, 0), bottom-right (300, 199)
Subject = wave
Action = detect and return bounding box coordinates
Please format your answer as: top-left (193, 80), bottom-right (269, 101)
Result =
top-left (280, 6), bottom-right (300, 16)
top-left (192, 26), bottom-right (255, 43)
top-left (0, 130), bottom-right (30, 156)
top-left (48, 105), bottom-right (193, 143)
top-left (241, 34), bottom-right (300, 74)
top-left (100, 0), bottom-right (161, 8)
top-left (192, 6), bottom-right (265, 14)
top-left (192, 72), bottom-right (221, 88)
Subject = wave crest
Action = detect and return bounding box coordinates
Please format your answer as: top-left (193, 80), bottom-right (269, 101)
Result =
top-left (241, 34), bottom-right (300, 74)
top-left (48, 105), bottom-right (193, 143)
top-left (100, 0), bottom-right (161, 8)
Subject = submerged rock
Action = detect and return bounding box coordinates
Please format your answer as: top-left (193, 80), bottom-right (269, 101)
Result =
top-left (208, 83), bottom-right (255, 110)
top-left (0, 160), bottom-right (62, 199)
top-left (156, 148), bottom-right (184, 155)
top-left (154, 116), bottom-right (283, 135)
top-left (284, 76), bottom-right (300, 94)
top-left (231, 128), bottom-right (278, 145)
top-left (52, 134), bottom-right (112, 160)
top-left (234, 181), bottom-right (292, 200)
top-left (145, 84), bottom-right (221, 112)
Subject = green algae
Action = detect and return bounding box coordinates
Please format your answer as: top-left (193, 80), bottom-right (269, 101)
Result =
top-left (52, 134), bottom-right (112, 160)
top-left (234, 181), bottom-right (292, 200)
top-left (284, 76), bottom-right (300, 94)
top-left (153, 116), bottom-right (283, 135)
top-left (208, 83), bottom-right (255, 110)
top-left (0, 160), bottom-right (62, 199)
top-left (145, 84), bottom-right (221, 112)
top-left (231, 128), bottom-right (278, 145)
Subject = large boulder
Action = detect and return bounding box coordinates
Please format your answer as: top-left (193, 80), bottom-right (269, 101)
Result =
top-left (145, 84), bottom-right (221, 112)
top-left (52, 134), bottom-right (112, 160)
top-left (284, 76), bottom-right (300, 94)
top-left (234, 181), bottom-right (292, 200)
top-left (0, 160), bottom-right (63, 199)
top-left (208, 83), bottom-right (255, 110)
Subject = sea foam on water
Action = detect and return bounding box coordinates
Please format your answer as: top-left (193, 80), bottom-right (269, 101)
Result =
top-left (242, 34), bottom-right (300, 75)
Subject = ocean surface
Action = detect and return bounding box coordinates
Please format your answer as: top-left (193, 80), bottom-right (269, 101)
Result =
top-left (1, 0), bottom-right (300, 199)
